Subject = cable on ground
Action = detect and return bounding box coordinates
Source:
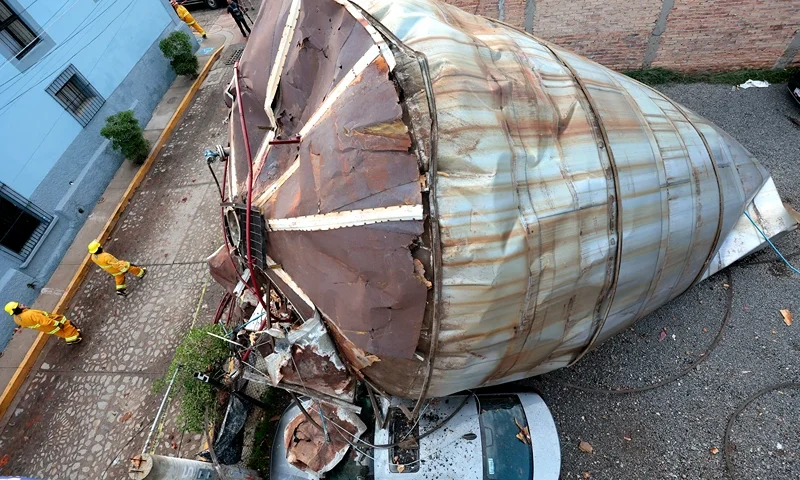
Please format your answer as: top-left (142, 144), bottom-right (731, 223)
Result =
top-left (723, 382), bottom-right (800, 479)
top-left (554, 269), bottom-right (733, 394)
top-left (743, 211), bottom-right (800, 276)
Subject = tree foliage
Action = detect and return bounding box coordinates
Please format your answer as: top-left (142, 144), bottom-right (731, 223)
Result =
top-left (100, 110), bottom-right (149, 165)
top-left (159, 31), bottom-right (198, 77)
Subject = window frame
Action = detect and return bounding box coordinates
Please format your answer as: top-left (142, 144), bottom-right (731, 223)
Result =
top-left (46, 64), bottom-right (105, 127)
top-left (0, 0), bottom-right (39, 59)
top-left (0, 183), bottom-right (53, 262)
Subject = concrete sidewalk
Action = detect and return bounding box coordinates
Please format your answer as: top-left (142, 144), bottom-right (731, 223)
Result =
top-left (0, 14), bottom-right (243, 478)
top-left (0, 35), bottom-right (225, 405)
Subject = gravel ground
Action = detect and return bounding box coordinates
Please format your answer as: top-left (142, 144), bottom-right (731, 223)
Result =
top-left (520, 83), bottom-right (800, 480)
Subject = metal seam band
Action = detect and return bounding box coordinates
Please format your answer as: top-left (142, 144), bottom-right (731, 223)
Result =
top-left (538, 43), bottom-right (624, 368)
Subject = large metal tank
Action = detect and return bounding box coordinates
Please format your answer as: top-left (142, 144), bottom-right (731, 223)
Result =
top-left (223, 0), bottom-right (796, 399)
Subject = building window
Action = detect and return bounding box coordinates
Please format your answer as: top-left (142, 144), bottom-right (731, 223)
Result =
top-left (0, 0), bottom-right (39, 59)
top-left (46, 65), bottom-right (104, 127)
top-left (0, 183), bottom-right (53, 262)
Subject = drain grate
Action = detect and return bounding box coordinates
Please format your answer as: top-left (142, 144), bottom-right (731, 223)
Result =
top-left (224, 45), bottom-right (246, 65)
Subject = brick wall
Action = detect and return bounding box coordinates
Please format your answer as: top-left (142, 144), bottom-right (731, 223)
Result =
top-left (653, 0), bottom-right (800, 72)
top-left (440, 0), bottom-right (800, 72)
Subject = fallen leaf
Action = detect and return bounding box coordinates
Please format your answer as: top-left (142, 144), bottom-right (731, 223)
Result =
top-left (702, 327), bottom-right (708, 333)
top-left (579, 440), bottom-right (594, 453)
top-left (513, 417), bottom-right (531, 444)
top-left (723, 283), bottom-right (730, 289)
top-left (658, 328), bottom-right (667, 342)
top-left (710, 447), bottom-right (719, 455)
top-left (624, 436), bottom-right (632, 441)
top-left (119, 412), bottom-right (133, 423)
top-left (780, 309), bottom-right (792, 326)
top-left (269, 415), bottom-right (281, 422)
top-left (0, 455), bottom-right (8, 467)
top-left (583, 473), bottom-right (591, 479)
top-left (772, 330), bottom-right (777, 335)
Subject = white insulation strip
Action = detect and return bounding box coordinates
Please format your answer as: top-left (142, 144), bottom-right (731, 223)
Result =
top-left (266, 255), bottom-right (316, 309)
top-left (254, 156), bottom-right (300, 207)
top-left (298, 45), bottom-right (381, 138)
top-left (337, 0), bottom-right (396, 70)
top-left (268, 204), bottom-right (424, 232)
top-left (253, 48), bottom-right (384, 208)
top-left (263, 0), bottom-right (302, 124)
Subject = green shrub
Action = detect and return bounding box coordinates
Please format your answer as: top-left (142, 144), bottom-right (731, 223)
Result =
top-left (100, 110), bottom-right (150, 165)
top-left (154, 324), bottom-right (230, 432)
top-left (624, 67), bottom-right (799, 86)
top-left (159, 31), bottom-right (198, 77)
top-left (248, 387), bottom-right (292, 476)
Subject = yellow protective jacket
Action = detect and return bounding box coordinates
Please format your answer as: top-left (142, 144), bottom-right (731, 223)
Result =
top-left (91, 252), bottom-right (131, 276)
top-left (175, 5), bottom-right (196, 25)
top-left (14, 309), bottom-right (68, 335)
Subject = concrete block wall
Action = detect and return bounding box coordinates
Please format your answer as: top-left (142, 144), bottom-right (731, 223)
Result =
top-left (442, 0), bottom-right (800, 72)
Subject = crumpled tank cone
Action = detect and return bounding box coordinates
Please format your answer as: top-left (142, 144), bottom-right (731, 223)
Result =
top-left (225, 0), bottom-right (796, 399)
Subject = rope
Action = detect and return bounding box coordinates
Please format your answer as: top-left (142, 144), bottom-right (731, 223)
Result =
top-left (743, 211), bottom-right (800, 276)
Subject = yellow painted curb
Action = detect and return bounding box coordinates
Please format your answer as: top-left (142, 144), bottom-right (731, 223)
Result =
top-left (0, 46), bottom-right (224, 419)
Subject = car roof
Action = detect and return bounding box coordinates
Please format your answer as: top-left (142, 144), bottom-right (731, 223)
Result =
top-left (270, 392), bottom-right (560, 480)
top-left (373, 395), bottom-right (483, 480)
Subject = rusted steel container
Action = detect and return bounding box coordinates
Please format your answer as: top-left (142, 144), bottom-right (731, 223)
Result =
top-left (224, 0), bottom-right (796, 399)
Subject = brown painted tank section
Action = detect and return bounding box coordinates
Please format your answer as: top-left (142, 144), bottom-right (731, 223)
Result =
top-left (266, 222), bottom-right (427, 359)
top-left (262, 58), bottom-right (421, 219)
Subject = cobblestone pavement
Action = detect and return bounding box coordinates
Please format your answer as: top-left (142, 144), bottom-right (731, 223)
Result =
top-left (0, 25), bottom-right (235, 480)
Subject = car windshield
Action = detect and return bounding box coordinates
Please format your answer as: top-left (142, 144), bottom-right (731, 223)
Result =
top-left (478, 395), bottom-right (533, 480)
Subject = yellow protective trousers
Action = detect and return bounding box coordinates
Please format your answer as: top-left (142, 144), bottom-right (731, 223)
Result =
top-left (186, 18), bottom-right (206, 36)
top-left (14, 310), bottom-right (80, 344)
top-left (176, 6), bottom-right (206, 36)
top-left (114, 265), bottom-right (144, 291)
top-left (92, 252), bottom-right (144, 291)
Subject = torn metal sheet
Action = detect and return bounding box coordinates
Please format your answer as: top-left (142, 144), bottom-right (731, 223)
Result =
top-left (207, 245), bottom-right (238, 293)
top-left (222, 0), bottom-right (797, 400)
top-left (284, 399), bottom-right (367, 477)
top-left (256, 313), bottom-right (356, 400)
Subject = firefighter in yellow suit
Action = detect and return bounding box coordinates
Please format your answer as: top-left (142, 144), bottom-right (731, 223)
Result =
top-left (88, 241), bottom-right (147, 297)
top-left (4, 302), bottom-right (82, 345)
top-left (171, 0), bottom-right (207, 38)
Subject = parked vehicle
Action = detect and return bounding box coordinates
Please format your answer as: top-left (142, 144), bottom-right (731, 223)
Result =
top-left (789, 70), bottom-right (800, 105)
top-left (178, 0), bottom-right (223, 9)
top-left (271, 391), bottom-right (561, 480)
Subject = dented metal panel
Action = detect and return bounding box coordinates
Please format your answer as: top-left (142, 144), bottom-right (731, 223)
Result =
top-left (225, 0), bottom-right (797, 400)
